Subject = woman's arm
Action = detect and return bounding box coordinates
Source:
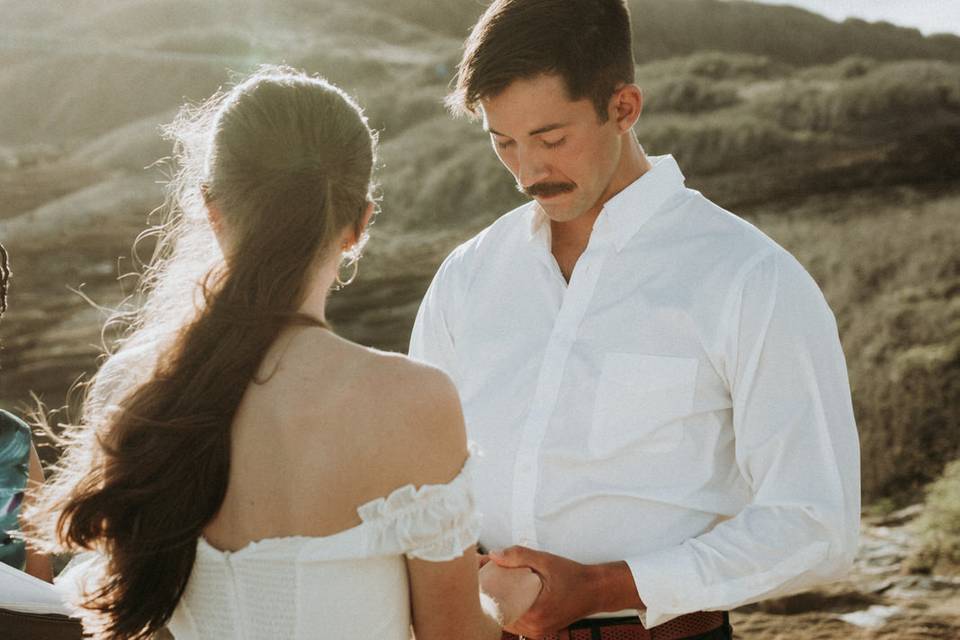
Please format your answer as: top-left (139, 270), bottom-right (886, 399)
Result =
top-left (407, 547), bottom-right (540, 640)
top-left (397, 364), bottom-right (541, 639)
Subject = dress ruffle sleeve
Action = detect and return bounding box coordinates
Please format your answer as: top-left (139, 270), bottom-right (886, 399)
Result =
top-left (357, 452), bottom-right (481, 562)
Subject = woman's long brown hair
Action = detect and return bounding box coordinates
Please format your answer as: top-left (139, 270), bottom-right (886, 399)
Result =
top-left (23, 66), bottom-right (377, 639)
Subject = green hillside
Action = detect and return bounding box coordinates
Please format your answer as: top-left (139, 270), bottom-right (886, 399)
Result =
top-left (0, 0), bottom-right (957, 504)
top-left (630, 0), bottom-right (960, 65)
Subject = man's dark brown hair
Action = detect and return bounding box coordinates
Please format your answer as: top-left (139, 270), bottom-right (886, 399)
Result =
top-left (446, 0), bottom-right (635, 121)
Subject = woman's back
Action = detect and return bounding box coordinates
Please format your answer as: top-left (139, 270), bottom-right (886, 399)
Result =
top-left (170, 328), bottom-right (479, 639)
top-left (203, 327), bottom-right (469, 550)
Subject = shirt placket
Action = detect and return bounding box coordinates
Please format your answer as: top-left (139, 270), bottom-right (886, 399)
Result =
top-left (511, 239), bottom-right (610, 548)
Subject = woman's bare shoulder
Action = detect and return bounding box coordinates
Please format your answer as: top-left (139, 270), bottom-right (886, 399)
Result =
top-left (279, 330), bottom-right (468, 487)
top-left (360, 349), bottom-right (469, 486)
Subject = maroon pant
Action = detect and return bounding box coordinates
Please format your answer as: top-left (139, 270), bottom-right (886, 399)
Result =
top-left (500, 611), bottom-right (730, 640)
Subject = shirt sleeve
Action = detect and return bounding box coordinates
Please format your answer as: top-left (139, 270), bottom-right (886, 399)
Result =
top-left (408, 248), bottom-right (466, 381)
top-left (626, 250), bottom-right (861, 628)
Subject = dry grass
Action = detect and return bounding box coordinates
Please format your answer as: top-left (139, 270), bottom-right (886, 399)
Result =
top-left (912, 459), bottom-right (960, 573)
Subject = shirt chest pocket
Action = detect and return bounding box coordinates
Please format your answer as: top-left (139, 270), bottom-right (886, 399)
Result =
top-left (589, 354), bottom-right (699, 457)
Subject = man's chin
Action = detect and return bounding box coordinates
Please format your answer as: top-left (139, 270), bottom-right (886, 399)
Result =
top-left (535, 199), bottom-right (584, 223)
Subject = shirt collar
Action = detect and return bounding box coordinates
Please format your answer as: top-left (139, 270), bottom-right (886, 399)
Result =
top-left (527, 203), bottom-right (550, 245)
top-left (595, 154), bottom-right (686, 252)
top-left (525, 154), bottom-right (686, 251)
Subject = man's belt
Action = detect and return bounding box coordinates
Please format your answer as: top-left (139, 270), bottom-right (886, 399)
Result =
top-left (501, 610), bottom-right (727, 640)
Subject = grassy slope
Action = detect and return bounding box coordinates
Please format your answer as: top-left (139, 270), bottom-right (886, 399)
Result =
top-left (0, 0), bottom-right (957, 503)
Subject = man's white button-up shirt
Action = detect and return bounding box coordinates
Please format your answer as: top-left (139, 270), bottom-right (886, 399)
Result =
top-left (409, 155), bottom-right (860, 627)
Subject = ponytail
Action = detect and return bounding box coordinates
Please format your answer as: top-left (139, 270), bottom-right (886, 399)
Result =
top-left (23, 66), bottom-right (376, 639)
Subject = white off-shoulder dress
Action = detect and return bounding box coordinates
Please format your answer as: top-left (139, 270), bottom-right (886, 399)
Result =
top-left (166, 457), bottom-right (480, 639)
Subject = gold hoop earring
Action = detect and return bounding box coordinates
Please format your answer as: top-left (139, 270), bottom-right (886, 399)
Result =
top-left (336, 257), bottom-right (359, 289)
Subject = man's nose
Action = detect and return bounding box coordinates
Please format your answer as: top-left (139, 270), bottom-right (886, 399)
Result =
top-left (517, 146), bottom-right (549, 189)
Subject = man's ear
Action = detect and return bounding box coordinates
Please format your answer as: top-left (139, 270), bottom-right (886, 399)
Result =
top-left (610, 84), bottom-right (643, 133)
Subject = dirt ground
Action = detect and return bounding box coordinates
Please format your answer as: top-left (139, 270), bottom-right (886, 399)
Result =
top-left (730, 507), bottom-right (960, 639)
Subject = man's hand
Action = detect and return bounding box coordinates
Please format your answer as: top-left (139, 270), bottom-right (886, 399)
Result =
top-left (487, 546), bottom-right (602, 637)
top-left (489, 546), bottom-right (646, 637)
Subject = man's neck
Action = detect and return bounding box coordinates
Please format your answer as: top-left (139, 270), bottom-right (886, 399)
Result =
top-left (550, 213), bottom-right (596, 282)
top-left (550, 137), bottom-right (651, 281)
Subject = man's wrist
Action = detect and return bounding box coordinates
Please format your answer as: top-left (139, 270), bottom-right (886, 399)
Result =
top-left (587, 561), bottom-right (645, 615)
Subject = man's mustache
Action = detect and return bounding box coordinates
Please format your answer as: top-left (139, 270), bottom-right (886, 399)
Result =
top-left (518, 181), bottom-right (576, 198)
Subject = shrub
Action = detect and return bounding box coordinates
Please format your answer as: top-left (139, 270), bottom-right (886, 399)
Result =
top-left (376, 115), bottom-right (524, 231)
top-left (755, 60), bottom-right (960, 132)
top-left (641, 112), bottom-right (796, 173)
top-left (797, 55), bottom-right (877, 81)
top-left (363, 83), bottom-right (448, 137)
top-left (914, 459), bottom-right (960, 571)
top-left (636, 52), bottom-right (786, 83)
top-left (642, 77), bottom-right (740, 113)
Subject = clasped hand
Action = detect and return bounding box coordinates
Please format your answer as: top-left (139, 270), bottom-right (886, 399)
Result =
top-left (479, 546), bottom-right (599, 638)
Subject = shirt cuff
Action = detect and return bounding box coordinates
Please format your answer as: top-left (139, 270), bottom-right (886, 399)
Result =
top-left (627, 539), bottom-right (831, 628)
top-left (627, 544), bottom-right (701, 628)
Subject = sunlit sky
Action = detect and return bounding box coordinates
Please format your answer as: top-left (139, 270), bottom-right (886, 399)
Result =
top-left (736, 0), bottom-right (960, 36)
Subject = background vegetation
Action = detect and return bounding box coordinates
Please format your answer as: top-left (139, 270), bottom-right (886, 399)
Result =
top-left (0, 0), bottom-right (957, 511)
top-left (914, 459), bottom-right (960, 573)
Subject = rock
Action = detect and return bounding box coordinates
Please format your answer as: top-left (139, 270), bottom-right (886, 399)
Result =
top-left (866, 503), bottom-right (925, 527)
top-left (837, 604), bottom-right (902, 629)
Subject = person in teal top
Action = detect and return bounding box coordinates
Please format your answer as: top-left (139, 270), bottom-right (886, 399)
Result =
top-left (0, 243), bottom-right (52, 580)
top-left (0, 408), bottom-right (31, 570)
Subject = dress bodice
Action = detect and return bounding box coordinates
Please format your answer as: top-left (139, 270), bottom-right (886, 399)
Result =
top-left (166, 455), bottom-right (480, 639)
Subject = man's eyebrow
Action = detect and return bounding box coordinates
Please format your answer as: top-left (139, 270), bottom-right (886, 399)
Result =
top-left (528, 122), bottom-right (568, 136)
top-left (485, 122), bottom-right (569, 137)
